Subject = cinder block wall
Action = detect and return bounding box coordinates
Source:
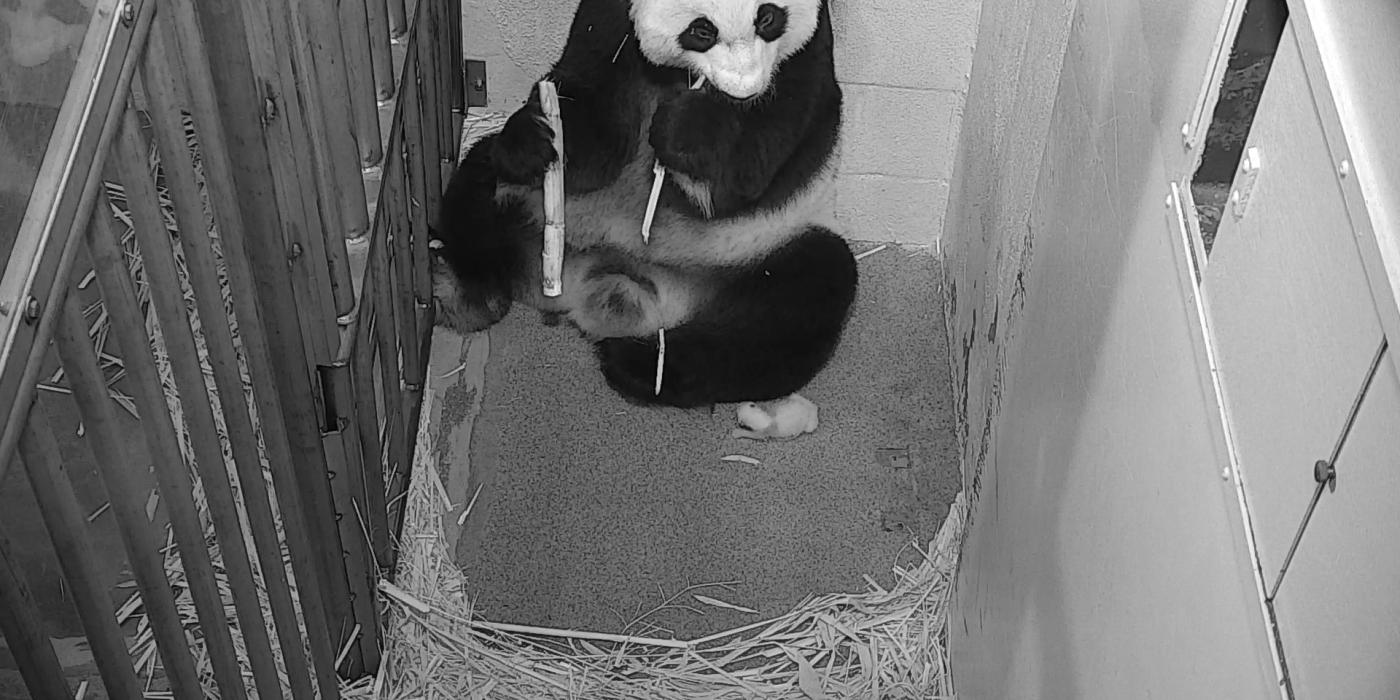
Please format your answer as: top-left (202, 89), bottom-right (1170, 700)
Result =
top-left (461, 0), bottom-right (981, 246)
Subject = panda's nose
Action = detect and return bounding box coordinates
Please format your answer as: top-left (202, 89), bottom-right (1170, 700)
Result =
top-left (710, 40), bottom-right (765, 99)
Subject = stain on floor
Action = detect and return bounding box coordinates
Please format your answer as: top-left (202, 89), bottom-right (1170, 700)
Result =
top-left (428, 242), bottom-right (960, 640)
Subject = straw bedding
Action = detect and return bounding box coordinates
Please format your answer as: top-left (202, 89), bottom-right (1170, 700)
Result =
top-left (79, 109), bottom-right (965, 699)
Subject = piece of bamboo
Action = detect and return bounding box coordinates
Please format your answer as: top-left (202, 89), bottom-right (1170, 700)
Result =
top-left (355, 225), bottom-right (392, 569)
top-left (87, 187), bottom-right (250, 700)
top-left (0, 524), bottom-right (71, 700)
top-left (539, 79), bottom-right (566, 297)
top-left (370, 193), bottom-right (408, 571)
top-left (135, 30), bottom-right (322, 698)
top-left (109, 102), bottom-right (297, 700)
top-left (341, 0), bottom-right (385, 168)
top-left (153, 5), bottom-right (346, 691)
top-left (366, 0), bottom-right (396, 100)
top-left (387, 0), bottom-right (408, 39)
top-left (18, 407), bottom-right (144, 700)
top-left (53, 290), bottom-right (204, 698)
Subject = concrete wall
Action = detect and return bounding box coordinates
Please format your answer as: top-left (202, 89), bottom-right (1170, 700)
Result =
top-left (940, 0), bottom-right (1283, 696)
top-left (459, 0), bottom-right (981, 245)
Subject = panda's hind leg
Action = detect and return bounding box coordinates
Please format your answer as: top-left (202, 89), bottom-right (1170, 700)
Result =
top-left (596, 226), bottom-right (858, 407)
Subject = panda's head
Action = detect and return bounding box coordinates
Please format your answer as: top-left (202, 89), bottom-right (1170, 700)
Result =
top-left (631, 0), bottom-right (822, 100)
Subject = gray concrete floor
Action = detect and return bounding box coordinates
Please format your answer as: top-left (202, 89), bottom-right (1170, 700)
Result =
top-left (425, 242), bottom-right (959, 640)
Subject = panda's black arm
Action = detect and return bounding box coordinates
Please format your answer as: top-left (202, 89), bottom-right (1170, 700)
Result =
top-left (491, 0), bottom-right (638, 191)
top-left (650, 48), bottom-right (840, 215)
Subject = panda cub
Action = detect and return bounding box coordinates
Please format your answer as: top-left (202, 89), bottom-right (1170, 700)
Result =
top-left (431, 0), bottom-right (856, 408)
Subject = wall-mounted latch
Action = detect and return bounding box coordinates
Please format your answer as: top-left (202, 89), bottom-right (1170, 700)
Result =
top-left (465, 60), bottom-right (488, 107)
top-left (1230, 146), bottom-right (1262, 220)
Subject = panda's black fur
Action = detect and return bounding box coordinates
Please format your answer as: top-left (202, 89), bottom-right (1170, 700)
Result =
top-left (430, 0), bottom-right (856, 408)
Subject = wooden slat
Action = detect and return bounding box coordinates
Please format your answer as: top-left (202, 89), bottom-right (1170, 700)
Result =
top-left (320, 412), bottom-right (383, 673)
top-left (52, 289), bottom-right (203, 698)
top-left (409, 9), bottom-right (444, 236)
top-left (0, 0), bottom-right (155, 484)
top-left (366, 0), bottom-right (397, 100)
top-left (108, 103), bottom-right (298, 700)
top-left (0, 523), bottom-right (71, 700)
top-left (18, 405), bottom-right (144, 700)
top-left (352, 279), bottom-right (391, 569)
top-left (152, 6), bottom-right (347, 693)
top-left (289, 0), bottom-right (372, 239)
top-left (432, 0), bottom-right (454, 160)
top-left (388, 0), bottom-right (408, 39)
top-left (397, 62), bottom-right (428, 393)
top-left (86, 188), bottom-right (249, 700)
top-left (369, 195), bottom-right (408, 566)
top-left (233, 0), bottom-right (345, 350)
top-left (342, 0), bottom-right (386, 168)
top-left (449, 0), bottom-right (465, 115)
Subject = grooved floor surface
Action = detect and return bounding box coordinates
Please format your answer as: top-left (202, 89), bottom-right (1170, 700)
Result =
top-left (426, 242), bottom-right (959, 639)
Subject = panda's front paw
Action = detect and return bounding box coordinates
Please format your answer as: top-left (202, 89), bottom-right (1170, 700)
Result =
top-left (431, 251), bottom-right (513, 334)
top-left (491, 101), bottom-right (557, 185)
top-left (649, 91), bottom-right (736, 182)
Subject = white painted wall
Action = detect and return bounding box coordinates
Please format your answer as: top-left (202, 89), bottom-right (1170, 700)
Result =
top-left (459, 0), bottom-right (981, 245)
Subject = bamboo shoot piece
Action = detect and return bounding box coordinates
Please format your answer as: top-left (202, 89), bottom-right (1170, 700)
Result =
top-left (539, 80), bottom-right (565, 297)
top-left (642, 75), bottom-right (707, 243)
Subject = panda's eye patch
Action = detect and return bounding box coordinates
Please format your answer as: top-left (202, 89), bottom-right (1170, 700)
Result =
top-left (755, 3), bottom-right (787, 41)
top-left (679, 17), bottom-right (719, 52)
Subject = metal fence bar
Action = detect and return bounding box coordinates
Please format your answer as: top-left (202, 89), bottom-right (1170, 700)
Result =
top-left (156, 3), bottom-right (347, 692)
top-left (397, 62), bottom-right (428, 395)
top-left (352, 257), bottom-right (391, 569)
top-left (135, 28), bottom-right (324, 699)
top-left (108, 103), bottom-right (299, 700)
top-left (86, 187), bottom-right (251, 699)
top-left (0, 524), bottom-right (71, 699)
top-left (52, 290), bottom-right (204, 698)
top-left (433, 0), bottom-right (454, 163)
top-left (17, 406), bottom-right (144, 700)
top-left (370, 193), bottom-right (408, 568)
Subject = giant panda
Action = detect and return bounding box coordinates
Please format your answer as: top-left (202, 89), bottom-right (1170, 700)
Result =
top-left (430, 0), bottom-right (856, 408)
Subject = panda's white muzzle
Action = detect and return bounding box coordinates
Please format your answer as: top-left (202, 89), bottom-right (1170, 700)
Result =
top-left (702, 39), bottom-right (768, 99)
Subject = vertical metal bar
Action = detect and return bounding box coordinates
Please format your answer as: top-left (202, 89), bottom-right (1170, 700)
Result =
top-left (450, 0), bottom-right (464, 115)
top-left (289, 0), bottom-right (373, 239)
top-left (86, 190), bottom-right (248, 700)
top-left (18, 406), bottom-right (144, 700)
top-left (153, 6), bottom-right (347, 693)
top-left (342, 0), bottom-right (385, 168)
top-left (0, 523), bottom-right (71, 700)
top-left (366, 0), bottom-right (396, 101)
top-left (109, 103), bottom-right (303, 700)
top-left (137, 34), bottom-right (321, 700)
top-left (52, 290), bottom-right (203, 698)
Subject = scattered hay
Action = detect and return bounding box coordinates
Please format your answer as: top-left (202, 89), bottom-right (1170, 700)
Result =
top-left (349, 375), bottom-right (966, 699)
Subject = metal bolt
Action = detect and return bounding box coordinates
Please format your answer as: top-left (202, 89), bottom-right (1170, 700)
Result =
top-left (23, 296), bottom-right (40, 323)
top-left (289, 242), bottom-right (303, 260)
top-left (1221, 467), bottom-right (1231, 481)
top-left (1314, 459), bottom-right (1337, 492)
top-left (0, 301), bottom-right (10, 317)
top-left (1181, 122), bottom-right (1193, 149)
top-left (120, 0), bottom-right (135, 27)
top-left (1338, 159), bottom-right (1351, 178)
top-left (1165, 193), bottom-right (1173, 209)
